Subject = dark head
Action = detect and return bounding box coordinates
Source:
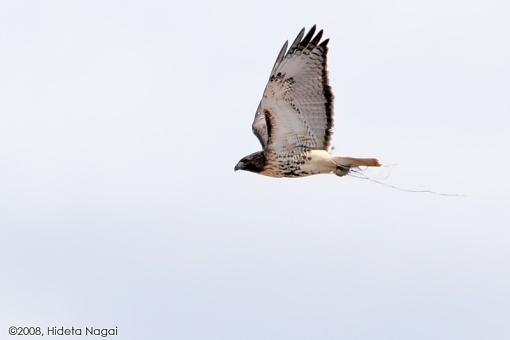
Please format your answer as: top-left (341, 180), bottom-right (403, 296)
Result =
top-left (234, 151), bottom-right (266, 173)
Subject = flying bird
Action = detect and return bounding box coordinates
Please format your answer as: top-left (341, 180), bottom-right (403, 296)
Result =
top-left (235, 25), bottom-right (380, 178)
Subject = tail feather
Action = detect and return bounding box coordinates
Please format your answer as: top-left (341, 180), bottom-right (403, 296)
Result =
top-left (334, 156), bottom-right (381, 168)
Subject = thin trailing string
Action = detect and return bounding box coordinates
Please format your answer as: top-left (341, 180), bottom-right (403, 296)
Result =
top-left (348, 168), bottom-right (465, 197)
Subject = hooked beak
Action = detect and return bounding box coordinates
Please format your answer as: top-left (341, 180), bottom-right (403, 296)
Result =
top-left (234, 162), bottom-right (242, 171)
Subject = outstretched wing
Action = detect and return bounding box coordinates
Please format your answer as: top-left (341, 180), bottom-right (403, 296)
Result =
top-left (252, 25), bottom-right (334, 153)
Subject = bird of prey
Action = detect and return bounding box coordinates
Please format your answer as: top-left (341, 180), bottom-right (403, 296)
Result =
top-left (235, 25), bottom-right (380, 178)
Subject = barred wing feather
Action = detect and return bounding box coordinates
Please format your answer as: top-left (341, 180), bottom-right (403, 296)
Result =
top-left (252, 25), bottom-right (334, 153)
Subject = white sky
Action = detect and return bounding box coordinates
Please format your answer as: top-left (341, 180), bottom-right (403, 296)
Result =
top-left (1, 1), bottom-right (509, 339)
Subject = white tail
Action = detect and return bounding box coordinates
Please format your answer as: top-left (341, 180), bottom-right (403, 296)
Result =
top-left (300, 150), bottom-right (381, 177)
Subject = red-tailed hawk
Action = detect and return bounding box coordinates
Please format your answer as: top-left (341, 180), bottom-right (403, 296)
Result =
top-left (235, 26), bottom-right (380, 178)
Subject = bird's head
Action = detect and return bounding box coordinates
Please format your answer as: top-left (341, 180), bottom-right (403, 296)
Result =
top-left (235, 151), bottom-right (266, 173)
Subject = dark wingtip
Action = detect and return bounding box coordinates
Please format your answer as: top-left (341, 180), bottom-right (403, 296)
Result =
top-left (319, 38), bottom-right (330, 48)
top-left (299, 25), bottom-right (316, 49)
top-left (288, 27), bottom-right (305, 54)
top-left (309, 29), bottom-right (324, 49)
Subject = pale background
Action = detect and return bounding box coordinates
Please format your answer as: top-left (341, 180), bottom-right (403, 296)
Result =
top-left (1, 1), bottom-right (509, 339)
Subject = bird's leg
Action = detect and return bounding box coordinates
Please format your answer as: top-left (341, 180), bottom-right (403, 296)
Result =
top-left (334, 165), bottom-right (350, 177)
